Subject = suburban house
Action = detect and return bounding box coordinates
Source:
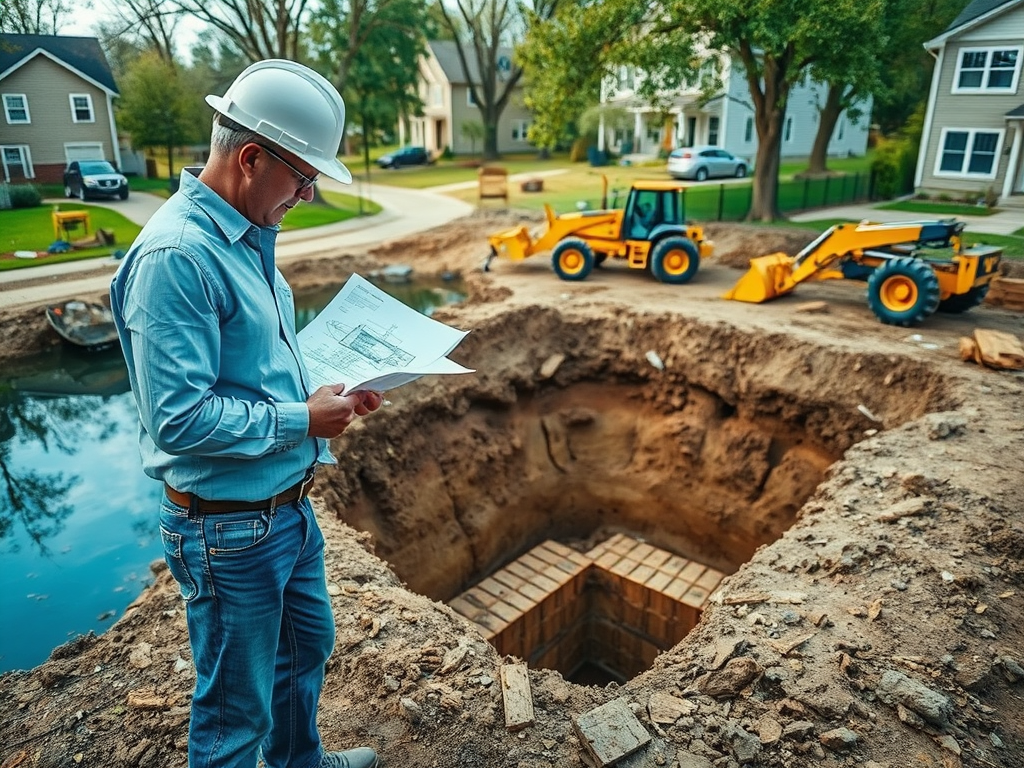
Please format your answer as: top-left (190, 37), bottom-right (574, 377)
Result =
top-left (0, 33), bottom-right (122, 184)
top-left (915, 0), bottom-right (1024, 208)
top-left (407, 40), bottom-right (534, 156)
top-left (598, 57), bottom-right (871, 164)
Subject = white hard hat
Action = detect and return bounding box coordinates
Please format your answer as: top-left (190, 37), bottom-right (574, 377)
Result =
top-left (206, 59), bottom-right (352, 184)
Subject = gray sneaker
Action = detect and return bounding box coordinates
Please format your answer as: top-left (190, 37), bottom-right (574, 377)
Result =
top-left (319, 747), bottom-right (378, 768)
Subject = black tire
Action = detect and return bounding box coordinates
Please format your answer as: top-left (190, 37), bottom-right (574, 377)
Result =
top-left (937, 284), bottom-right (989, 313)
top-left (64, 183), bottom-right (76, 198)
top-left (866, 257), bottom-right (940, 326)
top-left (650, 236), bottom-right (700, 284)
top-left (695, 167), bottom-right (708, 182)
top-left (119, 187), bottom-right (129, 200)
top-left (551, 238), bottom-right (595, 281)
top-left (735, 165), bottom-right (747, 178)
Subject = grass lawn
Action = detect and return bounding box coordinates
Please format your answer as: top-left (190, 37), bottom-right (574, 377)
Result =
top-left (877, 200), bottom-right (999, 217)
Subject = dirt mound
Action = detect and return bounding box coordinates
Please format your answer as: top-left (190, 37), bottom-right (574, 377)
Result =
top-left (1, 212), bottom-right (1022, 768)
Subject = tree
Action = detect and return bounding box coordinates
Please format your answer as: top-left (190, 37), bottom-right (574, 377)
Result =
top-left (170, 0), bottom-right (313, 62)
top-left (461, 119), bottom-right (485, 155)
top-left (104, 0), bottom-right (184, 66)
top-left (0, 0), bottom-right (79, 33)
top-left (309, 0), bottom-right (430, 178)
top-left (521, 0), bottom-right (886, 220)
top-left (436, 0), bottom-right (562, 160)
top-left (116, 51), bottom-right (206, 182)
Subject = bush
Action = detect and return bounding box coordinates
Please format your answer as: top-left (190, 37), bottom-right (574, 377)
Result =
top-left (9, 183), bottom-right (42, 208)
top-left (871, 136), bottom-right (916, 200)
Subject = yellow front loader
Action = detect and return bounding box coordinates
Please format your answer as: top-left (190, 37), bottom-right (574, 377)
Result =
top-left (485, 180), bottom-right (713, 284)
top-left (724, 219), bottom-right (1002, 326)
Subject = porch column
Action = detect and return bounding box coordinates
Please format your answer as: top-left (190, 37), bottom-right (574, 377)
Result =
top-left (633, 111), bottom-right (643, 154)
top-left (1002, 118), bottom-right (1023, 199)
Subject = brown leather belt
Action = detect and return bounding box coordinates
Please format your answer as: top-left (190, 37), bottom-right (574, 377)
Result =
top-left (165, 469), bottom-right (316, 515)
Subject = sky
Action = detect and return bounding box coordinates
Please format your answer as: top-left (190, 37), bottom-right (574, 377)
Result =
top-left (63, 0), bottom-right (205, 60)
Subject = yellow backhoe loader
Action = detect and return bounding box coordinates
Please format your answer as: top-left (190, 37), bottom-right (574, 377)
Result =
top-left (485, 179), bottom-right (713, 284)
top-left (723, 219), bottom-right (1002, 326)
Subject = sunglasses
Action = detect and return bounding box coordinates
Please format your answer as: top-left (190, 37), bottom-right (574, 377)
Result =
top-left (257, 144), bottom-right (320, 192)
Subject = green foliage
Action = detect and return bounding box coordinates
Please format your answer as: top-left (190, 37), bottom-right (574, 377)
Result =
top-left (870, 102), bottom-right (925, 199)
top-left (116, 51), bottom-right (207, 177)
top-left (309, 0), bottom-right (429, 155)
top-left (461, 121), bottom-right (486, 154)
top-left (8, 184), bottom-right (41, 209)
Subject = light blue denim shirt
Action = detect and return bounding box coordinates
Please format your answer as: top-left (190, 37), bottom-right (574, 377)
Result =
top-left (110, 169), bottom-right (334, 501)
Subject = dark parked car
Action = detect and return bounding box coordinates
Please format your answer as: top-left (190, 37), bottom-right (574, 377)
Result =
top-left (666, 146), bottom-right (750, 181)
top-left (63, 160), bottom-right (129, 200)
top-left (376, 146), bottom-right (432, 169)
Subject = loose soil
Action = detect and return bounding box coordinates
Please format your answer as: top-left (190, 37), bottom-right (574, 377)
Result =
top-left (1, 210), bottom-right (1022, 768)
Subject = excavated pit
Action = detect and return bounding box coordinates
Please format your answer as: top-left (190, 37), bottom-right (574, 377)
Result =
top-left (314, 305), bottom-right (956, 685)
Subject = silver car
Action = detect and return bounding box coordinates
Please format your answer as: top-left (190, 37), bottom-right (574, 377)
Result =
top-left (667, 146), bottom-right (749, 181)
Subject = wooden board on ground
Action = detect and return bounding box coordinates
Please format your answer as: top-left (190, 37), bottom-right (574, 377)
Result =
top-left (573, 697), bottom-right (651, 767)
top-left (986, 277), bottom-right (1024, 312)
top-left (500, 663), bottom-right (534, 731)
top-left (960, 329), bottom-right (1024, 370)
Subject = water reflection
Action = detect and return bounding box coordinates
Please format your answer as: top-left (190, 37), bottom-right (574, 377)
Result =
top-left (0, 276), bottom-right (464, 673)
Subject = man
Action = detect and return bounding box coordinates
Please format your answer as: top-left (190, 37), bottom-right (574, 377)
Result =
top-left (110, 60), bottom-right (381, 768)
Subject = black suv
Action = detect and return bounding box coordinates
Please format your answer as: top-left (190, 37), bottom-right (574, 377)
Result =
top-left (63, 160), bottom-right (129, 200)
top-left (376, 146), bottom-right (432, 169)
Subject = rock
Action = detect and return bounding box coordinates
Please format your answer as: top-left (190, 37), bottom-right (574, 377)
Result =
top-left (648, 691), bottom-right (696, 724)
top-left (819, 727), bottom-right (859, 752)
top-left (728, 725), bottom-right (760, 764)
top-left (128, 642), bottom-right (153, 670)
top-left (877, 670), bottom-right (951, 726)
top-left (925, 414), bottom-right (967, 440)
top-left (538, 353), bottom-right (565, 380)
top-left (755, 715), bottom-right (783, 745)
top-left (998, 655), bottom-right (1024, 683)
top-left (783, 721), bottom-right (815, 740)
top-left (698, 657), bottom-right (761, 698)
top-left (400, 696), bottom-right (422, 723)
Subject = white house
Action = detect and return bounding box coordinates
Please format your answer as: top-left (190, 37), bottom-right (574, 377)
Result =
top-left (599, 55), bottom-right (872, 163)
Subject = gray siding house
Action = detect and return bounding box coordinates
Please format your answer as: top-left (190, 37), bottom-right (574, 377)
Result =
top-left (408, 40), bottom-right (533, 156)
top-left (0, 34), bottom-right (121, 184)
top-left (600, 56), bottom-right (871, 163)
top-left (915, 0), bottom-right (1024, 208)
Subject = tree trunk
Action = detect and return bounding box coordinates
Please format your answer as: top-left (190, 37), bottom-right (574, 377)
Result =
top-left (483, 120), bottom-right (499, 161)
top-left (749, 130), bottom-right (783, 222)
top-left (807, 85), bottom-right (845, 175)
top-left (167, 142), bottom-right (176, 188)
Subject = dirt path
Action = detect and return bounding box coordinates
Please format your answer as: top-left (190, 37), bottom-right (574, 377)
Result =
top-left (1, 212), bottom-right (1022, 768)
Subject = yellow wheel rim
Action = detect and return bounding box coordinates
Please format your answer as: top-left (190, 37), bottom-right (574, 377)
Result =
top-left (880, 275), bottom-right (918, 312)
top-left (661, 248), bottom-right (691, 276)
top-left (559, 249), bottom-right (585, 275)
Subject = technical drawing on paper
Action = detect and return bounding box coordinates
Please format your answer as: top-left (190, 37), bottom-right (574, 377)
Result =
top-left (343, 324), bottom-right (413, 368)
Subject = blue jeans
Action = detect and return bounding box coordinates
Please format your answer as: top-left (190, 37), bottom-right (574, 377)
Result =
top-left (160, 495), bottom-right (335, 768)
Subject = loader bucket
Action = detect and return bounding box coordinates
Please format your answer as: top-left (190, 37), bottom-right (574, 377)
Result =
top-left (487, 226), bottom-right (534, 262)
top-left (722, 253), bottom-right (796, 303)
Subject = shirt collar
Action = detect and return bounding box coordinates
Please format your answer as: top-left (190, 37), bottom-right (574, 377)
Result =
top-left (178, 167), bottom-right (277, 245)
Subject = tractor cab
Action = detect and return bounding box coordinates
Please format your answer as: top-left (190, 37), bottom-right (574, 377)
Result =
top-left (621, 181), bottom-right (688, 242)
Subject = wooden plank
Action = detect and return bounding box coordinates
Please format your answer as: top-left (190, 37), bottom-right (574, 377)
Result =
top-left (500, 663), bottom-right (534, 731)
top-left (573, 697), bottom-right (651, 767)
top-left (973, 329), bottom-right (1024, 370)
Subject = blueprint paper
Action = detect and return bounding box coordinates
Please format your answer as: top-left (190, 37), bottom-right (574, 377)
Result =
top-left (297, 273), bottom-right (474, 393)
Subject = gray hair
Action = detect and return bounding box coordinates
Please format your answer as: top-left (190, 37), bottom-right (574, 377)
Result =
top-left (210, 114), bottom-right (261, 154)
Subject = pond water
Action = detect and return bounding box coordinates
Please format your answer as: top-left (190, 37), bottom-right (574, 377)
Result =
top-left (0, 276), bottom-right (464, 674)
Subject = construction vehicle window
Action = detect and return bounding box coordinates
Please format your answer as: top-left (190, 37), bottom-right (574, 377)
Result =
top-left (631, 191), bottom-right (659, 238)
top-left (663, 192), bottom-right (681, 225)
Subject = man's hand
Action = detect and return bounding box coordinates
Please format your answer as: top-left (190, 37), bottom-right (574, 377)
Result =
top-left (307, 385), bottom-right (384, 438)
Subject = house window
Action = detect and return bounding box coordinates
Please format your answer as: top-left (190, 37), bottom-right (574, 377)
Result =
top-left (953, 47), bottom-right (1022, 92)
top-left (744, 117), bottom-right (753, 143)
top-left (935, 128), bottom-right (1003, 178)
top-left (1, 145), bottom-right (33, 180)
top-left (430, 84), bottom-right (442, 107)
top-left (512, 120), bottom-right (531, 142)
top-left (70, 94), bottom-right (95, 122)
top-left (784, 116), bottom-right (793, 142)
top-left (708, 116), bottom-right (720, 145)
top-left (467, 89), bottom-right (477, 107)
top-left (2, 94), bottom-right (30, 124)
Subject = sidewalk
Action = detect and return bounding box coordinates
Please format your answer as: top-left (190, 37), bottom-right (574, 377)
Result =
top-left (789, 203), bottom-right (1022, 236)
top-left (0, 183), bottom-right (474, 310)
